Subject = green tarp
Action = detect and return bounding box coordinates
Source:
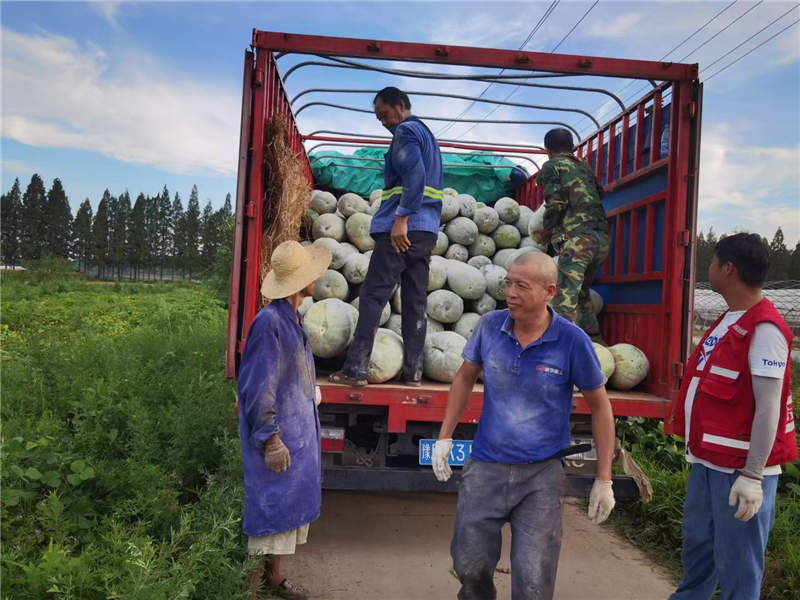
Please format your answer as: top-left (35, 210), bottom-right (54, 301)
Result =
top-left (309, 148), bottom-right (527, 205)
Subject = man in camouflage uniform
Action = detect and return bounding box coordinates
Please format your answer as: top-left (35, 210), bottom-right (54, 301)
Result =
top-left (534, 128), bottom-right (609, 342)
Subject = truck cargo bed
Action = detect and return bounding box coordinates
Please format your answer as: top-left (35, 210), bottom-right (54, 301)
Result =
top-left (318, 375), bottom-right (669, 433)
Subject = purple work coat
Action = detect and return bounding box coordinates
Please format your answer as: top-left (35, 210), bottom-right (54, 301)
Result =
top-left (237, 298), bottom-right (321, 536)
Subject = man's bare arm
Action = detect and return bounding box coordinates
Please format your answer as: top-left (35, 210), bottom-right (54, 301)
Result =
top-left (581, 386), bottom-right (615, 480)
top-left (438, 361), bottom-right (482, 439)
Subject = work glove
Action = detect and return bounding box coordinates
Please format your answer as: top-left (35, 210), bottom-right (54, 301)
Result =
top-left (432, 439), bottom-right (453, 482)
top-left (588, 478), bottom-right (615, 524)
top-left (315, 385), bottom-right (322, 407)
top-left (729, 475), bottom-right (763, 522)
top-left (264, 436), bottom-right (291, 473)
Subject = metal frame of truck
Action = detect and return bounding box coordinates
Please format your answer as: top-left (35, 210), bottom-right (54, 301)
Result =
top-left (226, 30), bottom-right (703, 495)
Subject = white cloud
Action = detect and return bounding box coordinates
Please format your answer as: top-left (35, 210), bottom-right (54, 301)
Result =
top-left (0, 159), bottom-right (35, 177)
top-left (1, 28), bottom-right (240, 176)
top-left (697, 123), bottom-right (799, 245)
top-left (90, 2), bottom-right (121, 28)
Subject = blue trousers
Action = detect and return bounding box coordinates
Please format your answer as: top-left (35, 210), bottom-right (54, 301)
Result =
top-left (451, 459), bottom-right (565, 600)
top-left (670, 463), bottom-right (778, 600)
top-left (342, 231), bottom-right (436, 381)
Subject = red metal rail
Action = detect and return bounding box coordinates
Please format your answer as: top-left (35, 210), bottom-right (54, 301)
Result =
top-left (253, 30), bottom-right (698, 81)
top-left (229, 30), bottom-right (701, 422)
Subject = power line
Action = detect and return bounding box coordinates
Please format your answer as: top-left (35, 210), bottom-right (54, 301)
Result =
top-left (602, 2), bottom-right (798, 129)
top-left (613, 1), bottom-right (766, 110)
top-left (551, 0), bottom-right (599, 52)
top-left (676, 1), bottom-right (763, 62)
top-left (573, 0), bottom-right (740, 132)
top-left (435, 0), bottom-right (560, 137)
top-left (454, 0), bottom-right (605, 141)
top-left (705, 17), bottom-right (800, 81)
top-left (702, 3), bottom-right (799, 72)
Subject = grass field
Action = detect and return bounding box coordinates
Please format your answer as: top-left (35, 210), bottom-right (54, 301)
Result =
top-left (2, 272), bottom-right (798, 599)
top-left (0, 272), bottom-right (267, 599)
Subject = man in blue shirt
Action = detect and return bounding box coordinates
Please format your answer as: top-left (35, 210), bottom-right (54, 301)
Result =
top-left (432, 251), bottom-right (616, 600)
top-left (331, 87), bottom-right (443, 386)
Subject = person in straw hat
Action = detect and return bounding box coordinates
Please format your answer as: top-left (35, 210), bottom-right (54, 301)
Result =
top-left (237, 240), bottom-right (331, 600)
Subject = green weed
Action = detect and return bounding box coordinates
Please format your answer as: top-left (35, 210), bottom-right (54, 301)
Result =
top-left (0, 273), bottom-right (263, 599)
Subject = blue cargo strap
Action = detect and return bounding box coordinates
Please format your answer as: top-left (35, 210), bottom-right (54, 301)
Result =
top-left (381, 186), bottom-right (443, 201)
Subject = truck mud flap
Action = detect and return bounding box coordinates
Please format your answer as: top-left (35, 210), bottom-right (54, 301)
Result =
top-left (323, 467), bottom-right (641, 499)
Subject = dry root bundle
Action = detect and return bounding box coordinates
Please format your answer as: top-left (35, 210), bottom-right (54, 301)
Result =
top-left (260, 114), bottom-right (312, 304)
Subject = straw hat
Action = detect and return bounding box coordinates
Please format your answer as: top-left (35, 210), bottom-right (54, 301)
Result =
top-left (261, 240), bottom-right (332, 299)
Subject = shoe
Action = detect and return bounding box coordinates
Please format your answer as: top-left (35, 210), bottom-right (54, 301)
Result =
top-left (395, 374), bottom-right (422, 387)
top-left (328, 371), bottom-right (368, 387)
top-left (276, 578), bottom-right (309, 600)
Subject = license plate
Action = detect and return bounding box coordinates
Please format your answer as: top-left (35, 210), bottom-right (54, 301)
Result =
top-left (418, 439), bottom-right (472, 466)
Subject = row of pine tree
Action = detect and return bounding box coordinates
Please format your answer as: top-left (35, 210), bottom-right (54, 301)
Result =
top-left (1, 175), bottom-right (232, 280)
top-left (695, 227), bottom-right (800, 282)
top-left (2, 174), bottom-right (798, 283)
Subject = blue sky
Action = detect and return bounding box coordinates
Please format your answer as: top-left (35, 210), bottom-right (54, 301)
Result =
top-left (2, 1), bottom-right (798, 244)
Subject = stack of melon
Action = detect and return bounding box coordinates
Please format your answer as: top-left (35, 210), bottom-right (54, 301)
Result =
top-left (301, 188), bottom-right (649, 389)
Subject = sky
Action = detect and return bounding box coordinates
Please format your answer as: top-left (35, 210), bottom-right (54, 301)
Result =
top-left (1, 0), bottom-right (799, 244)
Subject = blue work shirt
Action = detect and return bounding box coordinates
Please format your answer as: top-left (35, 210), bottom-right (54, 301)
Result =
top-left (237, 298), bottom-right (321, 536)
top-left (370, 116), bottom-right (443, 236)
top-left (463, 308), bottom-right (604, 463)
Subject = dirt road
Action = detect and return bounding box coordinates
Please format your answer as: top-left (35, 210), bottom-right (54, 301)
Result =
top-left (284, 491), bottom-right (675, 599)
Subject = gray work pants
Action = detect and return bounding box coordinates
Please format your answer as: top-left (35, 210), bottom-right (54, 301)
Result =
top-left (451, 458), bottom-right (565, 600)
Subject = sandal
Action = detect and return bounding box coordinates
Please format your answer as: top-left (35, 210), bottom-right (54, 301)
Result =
top-left (328, 371), bottom-right (368, 387)
top-left (393, 373), bottom-right (422, 387)
top-left (276, 578), bottom-right (310, 600)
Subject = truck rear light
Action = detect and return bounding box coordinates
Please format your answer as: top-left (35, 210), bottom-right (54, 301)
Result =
top-left (321, 426), bottom-right (345, 453)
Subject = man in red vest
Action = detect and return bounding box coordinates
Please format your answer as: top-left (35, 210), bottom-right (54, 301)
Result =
top-left (670, 233), bottom-right (797, 600)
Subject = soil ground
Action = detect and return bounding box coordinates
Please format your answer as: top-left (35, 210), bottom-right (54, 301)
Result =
top-left (282, 491), bottom-right (676, 599)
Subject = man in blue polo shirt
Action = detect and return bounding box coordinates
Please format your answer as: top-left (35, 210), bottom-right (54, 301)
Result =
top-left (331, 86), bottom-right (443, 387)
top-left (433, 251), bottom-right (616, 600)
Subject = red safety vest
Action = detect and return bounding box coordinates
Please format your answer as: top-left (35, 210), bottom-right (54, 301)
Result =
top-left (672, 298), bottom-right (797, 469)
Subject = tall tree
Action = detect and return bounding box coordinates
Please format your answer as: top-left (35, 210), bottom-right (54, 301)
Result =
top-left (92, 194), bottom-right (111, 278)
top-left (222, 192), bottom-right (233, 220)
top-left (112, 191), bottom-right (131, 279)
top-left (44, 178), bottom-right (73, 258)
top-left (20, 174), bottom-right (47, 260)
top-left (1, 178), bottom-right (23, 266)
top-left (144, 194), bottom-right (161, 279)
top-left (200, 201), bottom-right (218, 270)
top-left (789, 242), bottom-right (800, 280)
top-left (184, 185), bottom-right (201, 279)
top-left (157, 186), bottom-right (173, 279)
top-left (171, 192), bottom-right (186, 278)
top-left (72, 199), bottom-right (93, 272)
top-left (768, 227), bottom-right (789, 281)
top-left (129, 193), bottom-right (147, 280)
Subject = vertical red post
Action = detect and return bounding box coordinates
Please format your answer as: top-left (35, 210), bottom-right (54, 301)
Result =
top-left (595, 129), bottom-right (605, 182)
top-left (650, 89), bottom-right (663, 165)
top-left (635, 104), bottom-right (645, 171)
top-left (606, 121), bottom-right (617, 186)
top-left (644, 203), bottom-right (655, 273)
top-left (628, 207), bottom-right (639, 274)
top-left (614, 213), bottom-right (625, 276)
top-left (241, 49), bottom-right (269, 343)
top-left (620, 112), bottom-right (630, 178)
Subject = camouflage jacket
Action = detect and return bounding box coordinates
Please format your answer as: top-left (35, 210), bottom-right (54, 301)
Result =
top-left (538, 152), bottom-right (608, 244)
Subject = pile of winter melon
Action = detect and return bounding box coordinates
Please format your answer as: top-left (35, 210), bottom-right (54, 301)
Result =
top-left (301, 188), bottom-right (649, 389)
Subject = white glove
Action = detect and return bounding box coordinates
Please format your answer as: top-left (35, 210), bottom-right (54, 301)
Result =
top-left (315, 385), bottom-right (322, 406)
top-left (588, 479), bottom-right (615, 524)
top-left (432, 439), bottom-right (453, 482)
top-left (729, 475), bottom-right (763, 522)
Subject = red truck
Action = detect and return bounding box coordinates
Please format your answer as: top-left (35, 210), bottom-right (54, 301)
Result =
top-left (226, 30), bottom-right (702, 497)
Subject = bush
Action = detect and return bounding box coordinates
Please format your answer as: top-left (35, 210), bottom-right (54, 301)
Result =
top-left (613, 413), bottom-right (800, 599)
top-left (1, 273), bottom-right (264, 599)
